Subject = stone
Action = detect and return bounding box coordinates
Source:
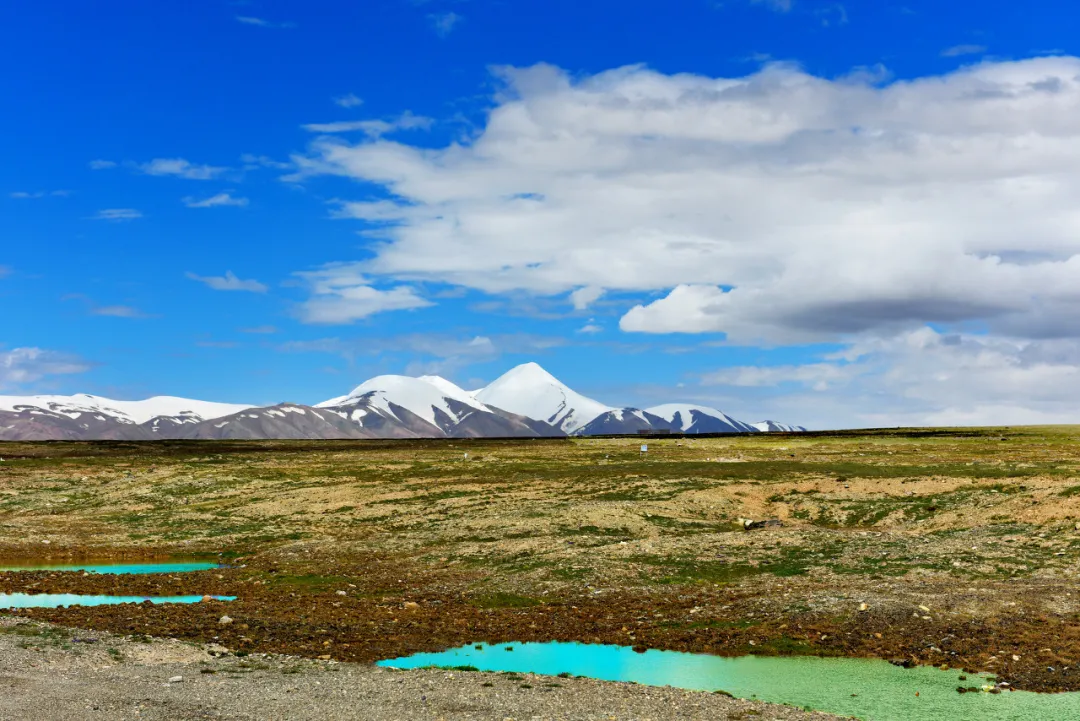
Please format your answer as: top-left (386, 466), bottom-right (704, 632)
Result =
top-left (167, 676), bottom-right (183, 683)
top-left (219, 616), bottom-right (233, 626)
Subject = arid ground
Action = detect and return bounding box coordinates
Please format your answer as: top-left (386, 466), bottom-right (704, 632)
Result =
top-left (4, 428), bottom-right (1080, 699)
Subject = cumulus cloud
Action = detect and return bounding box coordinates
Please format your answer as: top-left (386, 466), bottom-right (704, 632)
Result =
top-left (137, 158), bottom-right (227, 180)
top-left (293, 264), bottom-right (431, 324)
top-left (90, 208), bottom-right (142, 221)
top-left (293, 57), bottom-right (1080, 348)
top-left (701, 327), bottom-right (1080, 427)
top-left (0, 348), bottom-right (91, 389)
top-left (570, 286), bottom-right (604, 310)
top-left (186, 271), bottom-right (267, 293)
top-left (183, 192), bottom-right (249, 208)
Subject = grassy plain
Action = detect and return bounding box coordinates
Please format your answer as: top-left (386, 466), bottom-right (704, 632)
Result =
top-left (4, 427), bottom-right (1080, 691)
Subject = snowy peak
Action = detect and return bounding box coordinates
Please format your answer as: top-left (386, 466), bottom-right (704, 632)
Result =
top-left (753, 420), bottom-right (808, 433)
top-left (0, 393), bottom-right (252, 425)
top-left (318, 374), bottom-right (489, 428)
top-left (647, 404), bottom-right (758, 434)
top-left (473, 362), bottom-right (613, 434)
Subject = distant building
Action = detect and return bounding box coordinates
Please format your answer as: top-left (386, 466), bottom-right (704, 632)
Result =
top-left (639, 429), bottom-right (670, 435)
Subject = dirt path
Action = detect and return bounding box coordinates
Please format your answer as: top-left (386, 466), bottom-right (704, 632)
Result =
top-left (0, 617), bottom-right (839, 721)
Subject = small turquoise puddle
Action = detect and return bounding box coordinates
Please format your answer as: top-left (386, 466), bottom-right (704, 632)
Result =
top-left (0, 561), bottom-right (221, 575)
top-left (0, 593), bottom-right (235, 609)
top-left (377, 642), bottom-right (1080, 721)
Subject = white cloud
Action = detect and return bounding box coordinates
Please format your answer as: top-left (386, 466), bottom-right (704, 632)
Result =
top-left (240, 325), bottom-right (278, 334)
top-left (137, 158), bottom-right (227, 180)
top-left (301, 112), bottom-right (433, 137)
top-left (702, 361), bottom-right (856, 391)
top-left (334, 93), bottom-right (363, 108)
top-left (428, 11), bottom-right (461, 37)
top-left (239, 154), bottom-right (292, 170)
top-left (280, 332), bottom-right (562, 377)
top-left (91, 305), bottom-right (148, 318)
top-left (186, 271), bottom-right (267, 293)
top-left (0, 348), bottom-right (91, 389)
top-left (578, 322), bottom-right (603, 334)
top-left (90, 208), bottom-right (142, 221)
top-left (942, 44), bottom-right (988, 58)
top-left (10, 190), bottom-right (69, 199)
top-left (88, 159), bottom-right (117, 170)
top-left (570, 286), bottom-right (604, 310)
top-left (183, 192), bottom-right (249, 208)
top-left (751, 0), bottom-right (793, 11)
top-left (700, 327), bottom-right (1080, 427)
top-left (293, 58), bottom-right (1080, 348)
top-left (293, 264), bottom-right (431, 324)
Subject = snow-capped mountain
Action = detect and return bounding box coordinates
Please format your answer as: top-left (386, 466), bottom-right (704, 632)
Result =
top-left (0, 393), bottom-right (253, 440)
top-left (575, 408), bottom-right (673, 436)
top-left (647, 404), bottom-right (759, 434)
top-left (317, 374), bottom-right (562, 438)
top-left (752, 420), bottom-right (808, 433)
top-left (473, 362), bottom-right (614, 434)
top-left (0, 393), bottom-right (251, 425)
top-left (0, 363), bottom-right (804, 441)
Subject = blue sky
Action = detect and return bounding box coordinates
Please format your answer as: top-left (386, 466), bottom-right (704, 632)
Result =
top-left (4, 0), bottom-right (1080, 428)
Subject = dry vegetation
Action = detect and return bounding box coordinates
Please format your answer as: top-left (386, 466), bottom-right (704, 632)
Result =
top-left (4, 427), bottom-right (1080, 691)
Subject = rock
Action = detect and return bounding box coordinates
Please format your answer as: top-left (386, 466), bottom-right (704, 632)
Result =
top-left (219, 616), bottom-right (233, 626)
top-left (403, 601), bottom-right (420, 610)
top-left (336, 590), bottom-right (347, 596)
top-left (200, 595), bottom-right (213, 603)
top-left (167, 676), bottom-right (183, 683)
top-left (858, 603), bottom-right (868, 612)
top-left (739, 518), bottom-right (783, 531)
top-left (918, 605), bottom-right (930, 612)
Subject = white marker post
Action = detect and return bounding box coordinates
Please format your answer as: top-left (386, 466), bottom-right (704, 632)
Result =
top-left (640, 444), bottom-right (648, 458)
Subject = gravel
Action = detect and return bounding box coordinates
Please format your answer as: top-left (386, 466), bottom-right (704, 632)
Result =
top-left (0, 617), bottom-right (840, 721)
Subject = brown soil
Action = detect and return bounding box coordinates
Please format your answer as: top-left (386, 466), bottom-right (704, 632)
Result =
top-left (4, 430), bottom-right (1080, 694)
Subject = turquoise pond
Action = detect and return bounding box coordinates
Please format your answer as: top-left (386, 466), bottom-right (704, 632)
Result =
top-left (0, 593), bottom-right (235, 609)
top-left (0, 561), bottom-right (221, 575)
top-left (378, 642), bottom-right (1080, 721)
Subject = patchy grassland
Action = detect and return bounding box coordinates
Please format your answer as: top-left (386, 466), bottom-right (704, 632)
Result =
top-left (4, 427), bottom-right (1080, 691)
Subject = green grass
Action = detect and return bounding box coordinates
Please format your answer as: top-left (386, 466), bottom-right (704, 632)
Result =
top-left (471, 592), bottom-right (545, 609)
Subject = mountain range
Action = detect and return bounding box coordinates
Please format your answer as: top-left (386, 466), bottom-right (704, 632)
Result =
top-left (0, 362), bottom-right (805, 441)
